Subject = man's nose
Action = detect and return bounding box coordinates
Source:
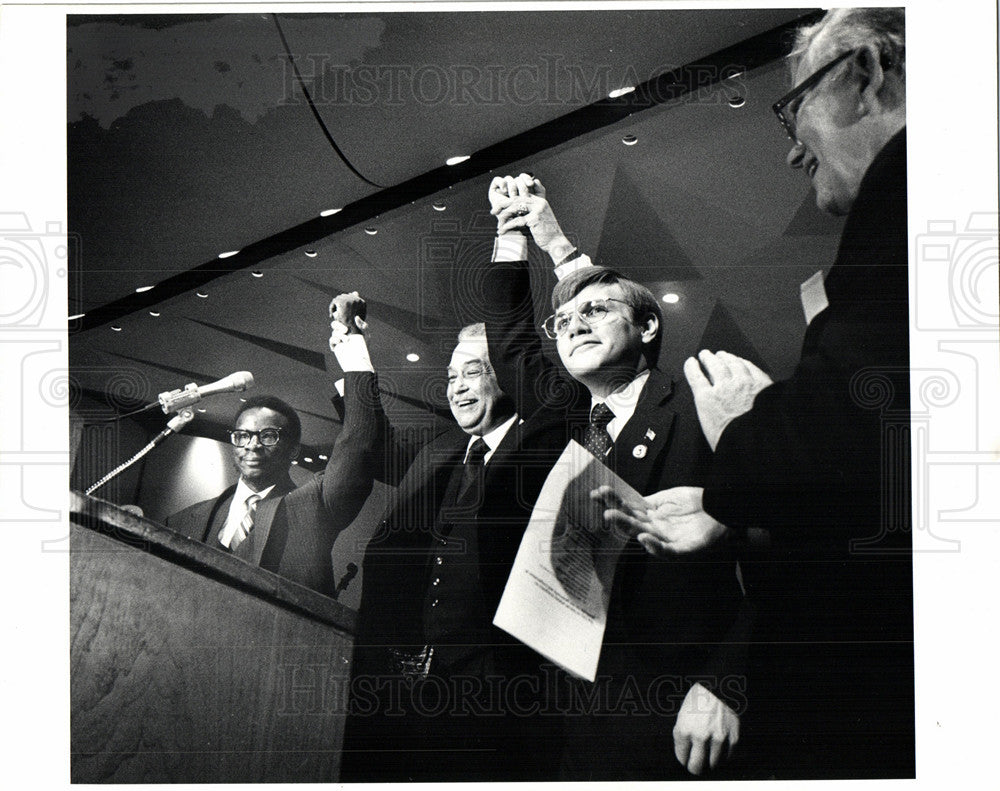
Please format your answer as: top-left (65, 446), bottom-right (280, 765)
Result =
top-left (787, 141), bottom-right (806, 169)
top-left (566, 310), bottom-right (590, 338)
top-left (244, 433), bottom-right (263, 449)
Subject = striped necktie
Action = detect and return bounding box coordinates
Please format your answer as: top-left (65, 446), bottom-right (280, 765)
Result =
top-left (229, 493), bottom-right (261, 551)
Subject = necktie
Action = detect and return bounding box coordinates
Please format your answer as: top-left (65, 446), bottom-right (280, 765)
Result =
top-left (583, 402), bottom-right (615, 460)
top-left (229, 493), bottom-right (261, 551)
top-left (456, 437), bottom-right (489, 505)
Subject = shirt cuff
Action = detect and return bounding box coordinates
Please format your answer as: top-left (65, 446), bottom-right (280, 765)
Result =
top-left (492, 232), bottom-right (529, 262)
top-left (554, 253), bottom-right (594, 281)
top-left (332, 334), bottom-right (374, 372)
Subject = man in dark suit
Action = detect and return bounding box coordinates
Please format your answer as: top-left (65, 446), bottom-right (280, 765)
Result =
top-left (337, 316), bottom-right (570, 783)
top-left (599, 9), bottom-right (913, 778)
top-left (484, 175), bottom-right (749, 779)
top-left (164, 385), bottom-right (380, 596)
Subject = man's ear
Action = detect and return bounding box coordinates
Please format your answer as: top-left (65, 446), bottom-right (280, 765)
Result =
top-left (640, 314), bottom-right (660, 345)
top-left (851, 44), bottom-right (887, 113)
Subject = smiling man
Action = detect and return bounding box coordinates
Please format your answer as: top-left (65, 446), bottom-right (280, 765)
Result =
top-left (595, 8), bottom-right (913, 779)
top-left (336, 313), bottom-right (572, 783)
top-left (164, 388), bottom-right (381, 595)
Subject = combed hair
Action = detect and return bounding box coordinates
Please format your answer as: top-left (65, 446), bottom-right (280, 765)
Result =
top-left (790, 8), bottom-right (905, 82)
top-left (457, 322), bottom-right (487, 342)
top-left (551, 266), bottom-right (663, 367)
top-left (234, 395), bottom-right (302, 447)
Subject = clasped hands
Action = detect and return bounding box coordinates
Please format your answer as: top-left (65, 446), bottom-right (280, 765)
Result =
top-left (488, 172), bottom-right (570, 255)
top-left (328, 291), bottom-right (368, 351)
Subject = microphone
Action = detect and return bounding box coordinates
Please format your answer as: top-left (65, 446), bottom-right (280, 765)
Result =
top-left (157, 371), bottom-right (254, 413)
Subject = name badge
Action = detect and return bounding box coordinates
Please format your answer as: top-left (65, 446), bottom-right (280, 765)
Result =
top-left (800, 270), bottom-right (828, 325)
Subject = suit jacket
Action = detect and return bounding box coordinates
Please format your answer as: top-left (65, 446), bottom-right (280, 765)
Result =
top-left (164, 371), bottom-right (383, 596)
top-left (482, 256), bottom-right (749, 780)
top-left (701, 129), bottom-right (913, 777)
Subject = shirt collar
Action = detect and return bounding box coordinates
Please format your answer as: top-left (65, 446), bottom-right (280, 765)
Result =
top-left (235, 477), bottom-right (276, 505)
top-left (590, 369), bottom-right (651, 442)
top-left (465, 412), bottom-right (519, 464)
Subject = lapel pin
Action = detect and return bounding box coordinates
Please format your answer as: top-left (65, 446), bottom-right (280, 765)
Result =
top-left (632, 444), bottom-right (648, 459)
top-left (645, 428), bottom-right (656, 441)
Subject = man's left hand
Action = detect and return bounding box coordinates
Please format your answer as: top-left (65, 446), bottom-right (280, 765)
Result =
top-left (684, 350), bottom-right (773, 451)
top-left (674, 682), bottom-right (740, 776)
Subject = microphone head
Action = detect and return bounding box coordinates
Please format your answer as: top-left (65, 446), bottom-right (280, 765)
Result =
top-left (231, 371), bottom-right (254, 391)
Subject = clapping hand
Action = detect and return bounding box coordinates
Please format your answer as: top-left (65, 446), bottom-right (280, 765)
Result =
top-left (592, 485), bottom-right (728, 556)
top-left (684, 350), bottom-right (773, 451)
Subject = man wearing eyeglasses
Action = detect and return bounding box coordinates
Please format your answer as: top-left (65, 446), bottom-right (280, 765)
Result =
top-left (164, 390), bottom-right (379, 595)
top-left (596, 8), bottom-right (912, 779)
top-left (483, 174), bottom-right (749, 780)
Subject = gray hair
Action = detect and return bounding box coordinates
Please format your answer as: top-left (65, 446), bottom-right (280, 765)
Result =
top-left (457, 322), bottom-right (487, 342)
top-left (790, 8), bottom-right (905, 82)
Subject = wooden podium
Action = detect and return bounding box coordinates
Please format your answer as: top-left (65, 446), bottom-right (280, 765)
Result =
top-left (70, 491), bottom-right (356, 783)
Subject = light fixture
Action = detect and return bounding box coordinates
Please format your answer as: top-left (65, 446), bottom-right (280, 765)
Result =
top-left (406, 353), bottom-right (420, 362)
top-left (432, 203), bottom-right (447, 212)
top-left (662, 293), bottom-right (680, 304)
top-left (196, 408), bottom-right (207, 413)
top-left (135, 285), bottom-right (155, 293)
top-left (291, 460), bottom-right (298, 465)
top-left (149, 311), bottom-right (160, 317)
top-left (622, 134), bottom-right (638, 146)
top-left (728, 95), bottom-right (746, 108)
top-left (318, 454), bottom-right (328, 461)
top-left (218, 250), bottom-right (240, 259)
top-left (239, 397), bottom-right (247, 403)
top-left (251, 271), bottom-right (263, 278)
top-left (364, 227), bottom-right (377, 235)
top-left (196, 292), bottom-right (208, 299)
top-left (320, 208), bottom-right (342, 217)
top-left (446, 155), bottom-right (470, 166)
top-left (304, 250), bottom-right (318, 258)
top-left (68, 313), bottom-right (85, 321)
top-left (608, 86), bottom-right (635, 99)
top-left (303, 457), bottom-right (313, 464)
top-left (111, 325), bottom-right (122, 332)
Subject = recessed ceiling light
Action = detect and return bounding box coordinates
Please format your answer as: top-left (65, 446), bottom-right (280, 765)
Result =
top-left (432, 203), bottom-right (447, 212)
top-left (446, 155), bottom-right (470, 166)
top-left (196, 292), bottom-right (208, 299)
top-left (364, 227), bottom-right (377, 235)
top-left (239, 397), bottom-right (247, 403)
top-left (149, 311), bottom-right (160, 317)
top-left (111, 325), bottom-right (122, 332)
top-left (218, 250), bottom-right (240, 259)
top-left (662, 293), bottom-right (680, 304)
top-left (318, 454), bottom-right (328, 461)
top-left (320, 208), bottom-right (342, 217)
top-left (406, 353), bottom-right (420, 362)
top-left (251, 271), bottom-right (263, 278)
top-left (608, 86), bottom-right (635, 98)
top-left (291, 460), bottom-right (298, 465)
top-left (303, 457), bottom-right (313, 463)
top-left (135, 285), bottom-right (155, 293)
top-left (68, 313), bottom-right (85, 321)
top-left (196, 408), bottom-right (207, 413)
top-left (305, 250), bottom-right (318, 258)
top-left (728, 95), bottom-right (746, 108)
top-left (622, 134), bottom-right (638, 146)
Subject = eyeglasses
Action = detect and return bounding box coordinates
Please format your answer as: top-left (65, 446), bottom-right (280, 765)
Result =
top-left (772, 49), bottom-right (855, 141)
top-left (542, 298), bottom-right (631, 339)
top-left (230, 427), bottom-right (283, 447)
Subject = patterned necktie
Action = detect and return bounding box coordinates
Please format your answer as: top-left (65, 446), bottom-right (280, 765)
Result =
top-left (583, 402), bottom-right (615, 460)
top-left (229, 493), bottom-right (261, 551)
top-left (456, 437), bottom-right (489, 505)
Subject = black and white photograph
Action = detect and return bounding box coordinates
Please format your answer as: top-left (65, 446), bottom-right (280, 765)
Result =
top-left (0, 1), bottom-right (997, 788)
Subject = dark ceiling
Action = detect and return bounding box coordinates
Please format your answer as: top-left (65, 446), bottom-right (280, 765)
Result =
top-left (67, 9), bottom-right (845, 465)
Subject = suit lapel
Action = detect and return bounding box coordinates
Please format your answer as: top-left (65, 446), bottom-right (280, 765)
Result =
top-left (611, 371), bottom-right (677, 494)
top-left (239, 475), bottom-right (296, 566)
top-left (206, 485), bottom-right (238, 544)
